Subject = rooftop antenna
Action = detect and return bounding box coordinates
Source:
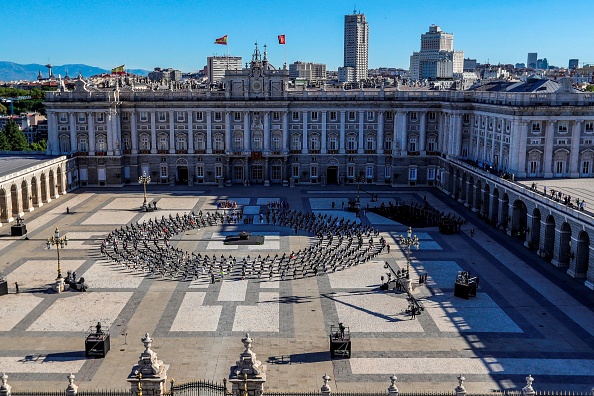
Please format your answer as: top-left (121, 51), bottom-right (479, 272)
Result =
top-left (353, 4), bottom-right (356, 13)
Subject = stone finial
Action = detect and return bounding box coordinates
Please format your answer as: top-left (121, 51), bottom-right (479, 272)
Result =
top-left (0, 373), bottom-right (12, 396)
top-left (233, 334), bottom-right (264, 378)
top-left (522, 375), bottom-right (535, 396)
top-left (242, 333), bottom-right (253, 352)
top-left (455, 374), bottom-right (467, 396)
top-left (142, 333), bottom-right (154, 354)
top-left (66, 373), bottom-right (78, 396)
top-left (387, 375), bottom-right (398, 396)
top-left (127, 333), bottom-right (169, 396)
top-left (321, 373), bottom-right (331, 396)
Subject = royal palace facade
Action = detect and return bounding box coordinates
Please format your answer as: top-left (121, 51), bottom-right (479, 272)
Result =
top-left (44, 48), bottom-right (594, 189)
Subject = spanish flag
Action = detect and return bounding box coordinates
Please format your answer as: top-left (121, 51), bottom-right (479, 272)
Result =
top-left (214, 35), bottom-right (228, 45)
top-left (278, 34), bottom-right (286, 45)
top-left (111, 65), bottom-right (125, 75)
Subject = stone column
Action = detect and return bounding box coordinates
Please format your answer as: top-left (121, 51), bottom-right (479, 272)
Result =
top-left (419, 111), bottom-right (427, 154)
top-left (127, 333), bottom-right (169, 396)
top-left (437, 112), bottom-right (445, 154)
top-left (187, 110), bottom-right (194, 154)
top-left (48, 111), bottom-right (60, 155)
top-left (69, 112), bottom-right (76, 153)
top-left (150, 111), bottom-right (157, 154)
top-left (302, 111), bottom-right (308, 154)
top-left (499, 119), bottom-right (506, 169)
top-left (569, 120), bottom-right (582, 177)
top-left (321, 111), bottom-right (327, 153)
top-left (358, 110), bottom-right (364, 153)
top-left (114, 110), bottom-right (122, 155)
top-left (482, 116), bottom-right (489, 161)
top-left (453, 113), bottom-right (463, 156)
top-left (339, 110), bottom-right (346, 154)
top-left (206, 111), bottom-right (213, 154)
top-left (225, 112), bottom-right (232, 152)
top-left (543, 120), bottom-right (555, 178)
top-left (244, 111), bottom-right (251, 151)
top-left (106, 110), bottom-right (114, 155)
top-left (508, 118), bottom-right (521, 172)
top-left (517, 121), bottom-right (529, 177)
top-left (130, 111), bottom-right (138, 154)
top-left (475, 116), bottom-right (481, 160)
top-left (282, 111), bottom-right (289, 149)
top-left (169, 110), bottom-right (175, 154)
top-left (377, 111), bottom-right (384, 155)
top-left (264, 111), bottom-right (270, 151)
top-left (264, 158), bottom-right (270, 186)
top-left (88, 112), bottom-right (95, 155)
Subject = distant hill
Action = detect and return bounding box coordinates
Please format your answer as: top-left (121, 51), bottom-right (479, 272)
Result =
top-left (0, 61), bottom-right (149, 82)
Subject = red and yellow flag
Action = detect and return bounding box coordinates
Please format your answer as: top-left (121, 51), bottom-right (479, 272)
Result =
top-left (214, 35), bottom-right (228, 45)
top-left (278, 34), bottom-right (286, 44)
top-left (111, 65), bottom-right (125, 75)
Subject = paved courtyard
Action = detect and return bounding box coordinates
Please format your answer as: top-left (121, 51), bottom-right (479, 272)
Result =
top-left (0, 185), bottom-right (592, 393)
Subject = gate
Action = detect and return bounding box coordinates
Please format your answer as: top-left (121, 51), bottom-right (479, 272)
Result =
top-left (167, 379), bottom-right (228, 396)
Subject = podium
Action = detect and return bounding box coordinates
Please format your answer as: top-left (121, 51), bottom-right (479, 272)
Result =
top-left (85, 333), bottom-right (110, 357)
top-left (329, 324), bottom-right (351, 359)
top-left (454, 271), bottom-right (479, 300)
top-left (11, 225), bottom-right (27, 236)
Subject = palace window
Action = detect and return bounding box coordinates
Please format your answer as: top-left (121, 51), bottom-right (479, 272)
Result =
top-left (77, 113), bottom-right (86, 123)
top-left (291, 135), bottom-right (301, 151)
top-left (427, 137), bottom-right (436, 152)
top-left (555, 160), bottom-right (565, 175)
top-left (158, 136), bottom-right (168, 150)
top-left (330, 111), bottom-right (337, 121)
top-left (427, 167), bottom-right (436, 180)
top-left (234, 112), bottom-right (241, 121)
top-left (428, 111), bottom-right (436, 121)
top-left (384, 136), bottom-right (393, 150)
top-left (176, 112), bottom-right (185, 122)
top-left (328, 135), bottom-right (338, 151)
top-left (196, 164), bottom-right (204, 178)
top-left (408, 137), bottom-right (417, 152)
top-left (532, 122), bottom-right (541, 133)
top-left (366, 165), bottom-right (373, 179)
top-left (292, 164), bottom-right (299, 178)
top-left (253, 136), bottom-right (262, 151)
top-left (347, 135), bottom-right (357, 151)
top-left (366, 111), bottom-right (374, 121)
top-left (409, 167), bottom-right (417, 181)
top-left (96, 113), bottom-right (105, 123)
top-left (272, 135), bottom-right (281, 150)
top-left (140, 134), bottom-right (150, 150)
top-left (558, 122), bottom-right (568, 133)
top-left (213, 135), bottom-right (224, 150)
top-left (347, 165), bottom-right (355, 178)
top-left (122, 112), bottom-right (129, 121)
top-left (582, 161), bottom-right (591, 175)
top-left (176, 135), bottom-right (187, 151)
top-left (292, 112), bottom-right (299, 121)
top-left (310, 165), bottom-right (318, 178)
top-left (158, 112), bottom-right (166, 122)
top-left (96, 135), bottom-right (106, 152)
top-left (77, 136), bottom-right (88, 152)
top-left (234, 136), bottom-right (243, 151)
top-left (215, 164), bottom-right (223, 178)
top-left (385, 112), bottom-right (393, 121)
top-left (410, 112), bottom-right (418, 121)
top-left (348, 111), bottom-right (356, 121)
top-left (365, 136), bottom-right (375, 150)
top-left (463, 114), bottom-right (470, 123)
top-left (196, 112), bottom-right (203, 121)
top-left (160, 164), bottom-right (168, 178)
top-left (309, 135), bottom-right (320, 151)
top-left (311, 111), bottom-right (318, 121)
top-left (195, 135), bottom-right (205, 151)
top-left (59, 113), bottom-right (68, 123)
top-left (272, 112), bottom-right (280, 121)
top-left (585, 122), bottom-right (594, 132)
top-left (140, 112), bottom-right (148, 122)
top-left (384, 166), bottom-right (391, 180)
top-left (122, 136), bottom-right (131, 150)
top-left (214, 112), bottom-right (222, 121)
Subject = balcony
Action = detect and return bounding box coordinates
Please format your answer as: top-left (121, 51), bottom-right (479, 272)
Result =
top-left (408, 151), bottom-right (420, 156)
top-left (213, 150), bottom-right (225, 154)
top-left (96, 151), bottom-right (106, 156)
top-left (140, 150), bottom-right (151, 154)
top-left (327, 150), bottom-right (338, 154)
top-left (309, 150), bottom-right (320, 154)
top-left (384, 150), bottom-right (392, 155)
top-left (123, 150), bottom-right (131, 155)
top-left (364, 150), bottom-right (376, 155)
top-left (290, 150), bottom-right (302, 154)
top-left (176, 150), bottom-right (187, 154)
top-left (346, 150), bottom-right (357, 154)
top-left (158, 150), bottom-right (168, 154)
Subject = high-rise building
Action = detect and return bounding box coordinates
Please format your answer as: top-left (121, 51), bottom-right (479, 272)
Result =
top-left (569, 59), bottom-right (579, 69)
top-left (289, 62), bottom-right (327, 82)
top-left (409, 25), bottom-right (464, 81)
top-left (463, 58), bottom-right (477, 71)
top-left (527, 53), bottom-right (538, 69)
top-left (148, 67), bottom-right (182, 82)
top-left (343, 11), bottom-right (369, 82)
top-left (207, 56), bottom-right (242, 84)
top-left (537, 58), bottom-right (549, 70)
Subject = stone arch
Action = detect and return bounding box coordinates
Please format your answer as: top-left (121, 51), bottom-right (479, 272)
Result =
top-left (482, 183), bottom-right (491, 218)
top-left (31, 176), bottom-right (39, 207)
top-left (511, 200), bottom-right (528, 241)
top-left (557, 222), bottom-right (572, 268)
top-left (40, 173), bottom-right (48, 203)
top-left (570, 231), bottom-right (590, 279)
top-left (491, 188), bottom-right (500, 223)
top-left (466, 175), bottom-right (474, 207)
top-left (500, 192), bottom-right (509, 227)
top-left (530, 208), bottom-right (541, 250)
top-left (56, 166), bottom-right (64, 195)
top-left (10, 184), bottom-right (20, 218)
top-left (21, 180), bottom-right (30, 212)
top-left (0, 188), bottom-right (9, 223)
top-left (459, 172), bottom-right (467, 201)
top-left (543, 215), bottom-right (556, 260)
top-left (49, 169), bottom-right (56, 199)
top-left (473, 179), bottom-right (482, 211)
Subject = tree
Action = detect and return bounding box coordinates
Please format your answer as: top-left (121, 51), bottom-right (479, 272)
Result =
top-left (586, 85), bottom-right (594, 92)
top-left (30, 139), bottom-right (47, 152)
top-left (0, 102), bottom-right (7, 114)
top-left (2, 119), bottom-right (29, 151)
top-left (0, 128), bottom-right (9, 150)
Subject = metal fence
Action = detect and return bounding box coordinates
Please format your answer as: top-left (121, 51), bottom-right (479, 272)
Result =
top-left (166, 379), bottom-right (228, 396)
top-left (12, 391), bottom-right (133, 396)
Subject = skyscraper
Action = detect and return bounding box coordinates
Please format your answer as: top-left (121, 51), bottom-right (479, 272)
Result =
top-left (569, 59), bottom-right (579, 69)
top-left (409, 25), bottom-right (464, 81)
top-left (343, 11), bottom-right (368, 82)
top-left (527, 53), bottom-right (538, 69)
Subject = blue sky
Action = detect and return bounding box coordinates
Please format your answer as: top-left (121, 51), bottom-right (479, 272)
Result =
top-left (2, 0), bottom-right (593, 72)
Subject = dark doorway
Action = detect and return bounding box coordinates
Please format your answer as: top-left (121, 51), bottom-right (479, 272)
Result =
top-left (177, 167), bottom-right (188, 184)
top-left (327, 167), bottom-right (338, 184)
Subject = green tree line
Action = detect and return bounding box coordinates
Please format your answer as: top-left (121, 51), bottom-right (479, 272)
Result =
top-left (0, 119), bottom-right (46, 151)
top-left (0, 86), bottom-right (53, 115)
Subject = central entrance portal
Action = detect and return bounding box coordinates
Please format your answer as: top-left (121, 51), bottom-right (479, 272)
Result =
top-left (327, 166), bottom-right (338, 184)
top-left (177, 167), bottom-right (188, 184)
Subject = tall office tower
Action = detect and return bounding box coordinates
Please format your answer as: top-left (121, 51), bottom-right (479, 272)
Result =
top-left (409, 25), bottom-right (464, 80)
top-left (568, 59), bottom-right (579, 69)
top-left (527, 53), bottom-right (538, 69)
top-left (207, 56), bottom-right (243, 84)
top-left (343, 11), bottom-right (369, 82)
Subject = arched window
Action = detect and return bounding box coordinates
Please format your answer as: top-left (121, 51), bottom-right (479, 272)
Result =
top-left (96, 135), bottom-right (107, 152)
top-left (309, 134), bottom-right (320, 151)
top-left (176, 134), bottom-right (187, 150)
top-left (59, 135), bottom-right (70, 153)
top-left (291, 134), bottom-right (301, 151)
top-left (77, 135), bottom-right (88, 152)
top-left (365, 135), bottom-right (375, 151)
top-left (328, 134), bottom-right (338, 151)
top-left (140, 134), bottom-right (150, 150)
top-left (195, 134), bottom-right (205, 151)
top-left (347, 135), bottom-right (357, 151)
top-left (272, 133), bottom-right (282, 150)
top-left (213, 134), bottom-right (224, 150)
top-left (158, 134), bottom-right (168, 150)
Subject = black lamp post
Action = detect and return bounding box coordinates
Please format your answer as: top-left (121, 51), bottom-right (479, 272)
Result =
top-left (46, 227), bottom-right (68, 279)
top-left (138, 171), bottom-right (151, 211)
top-left (398, 226), bottom-right (420, 279)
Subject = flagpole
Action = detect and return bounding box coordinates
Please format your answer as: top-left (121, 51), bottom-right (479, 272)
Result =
top-left (284, 42), bottom-right (287, 69)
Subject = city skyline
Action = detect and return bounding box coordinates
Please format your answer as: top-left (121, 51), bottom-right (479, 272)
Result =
top-left (1, 0), bottom-right (593, 72)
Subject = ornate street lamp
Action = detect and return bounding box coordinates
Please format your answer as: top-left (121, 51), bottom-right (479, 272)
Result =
top-left (398, 226), bottom-right (420, 279)
top-left (138, 171), bottom-right (151, 211)
top-left (47, 227), bottom-right (68, 279)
